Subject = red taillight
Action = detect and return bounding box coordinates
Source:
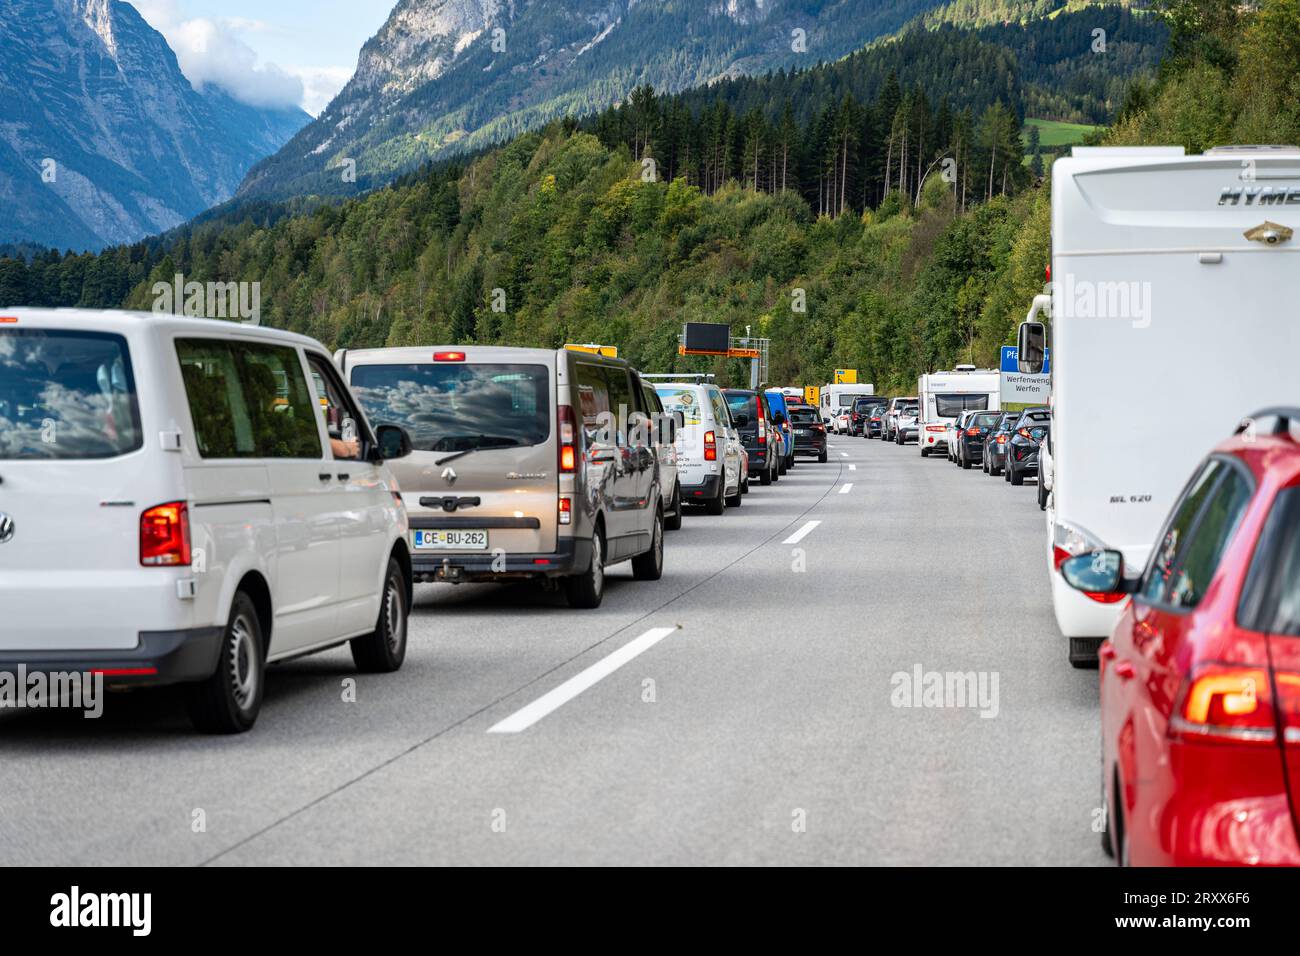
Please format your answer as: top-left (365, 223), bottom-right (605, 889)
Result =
top-left (965, 427), bottom-right (980, 436)
top-left (996, 434), bottom-right (1008, 444)
top-left (1018, 428), bottom-right (1032, 439)
top-left (559, 496), bottom-right (572, 525)
top-left (558, 404), bottom-right (577, 472)
top-left (140, 501), bottom-right (190, 567)
top-left (1276, 672), bottom-right (1300, 745)
top-left (1052, 546), bottom-right (1071, 570)
top-left (704, 430), bottom-right (717, 461)
top-left (0, 316), bottom-right (18, 324)
top-left (925, 425), bottom-right (944, 433)
top-left (433, 351), bottom-right (466, 362)
top-left (1171, 664), bottom-right (1277, 743)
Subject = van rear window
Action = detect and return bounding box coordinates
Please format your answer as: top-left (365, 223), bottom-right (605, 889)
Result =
top-left (350, 363), bottom-right (550, 453)
top-left (934, 394), bottom-right (990, 417)
top-left (0, 329), bottom-right (142, 460)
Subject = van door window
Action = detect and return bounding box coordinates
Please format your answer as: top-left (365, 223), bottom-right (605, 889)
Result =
top-left (605, 367), bottom-right (634, 442)
top-left (176, 339), bottom-right (321, 459)
top-left (575, 363), bottom-right (613, 447)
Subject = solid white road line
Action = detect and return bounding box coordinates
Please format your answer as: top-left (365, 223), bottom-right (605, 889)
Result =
top-left (487, 627), bottom-right (678, 734)
top-left (839, 483), bottom-right (853, 494)
top-left (849, 464), bottom-right (857, 471)
top-left (783, 520), bottom-right (822, 545)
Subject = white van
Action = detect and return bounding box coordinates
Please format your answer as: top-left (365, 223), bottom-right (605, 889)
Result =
top-left (819, 383), bottom-right (874, 424)
top-left (1018, 144), bottom-right (1300, 665)
top-left (653, 381), bottom-right (746, 514)
top-left (916, 367), bottom-right (1000, 457)
top-left (0, 310), bottom-right (414, 732)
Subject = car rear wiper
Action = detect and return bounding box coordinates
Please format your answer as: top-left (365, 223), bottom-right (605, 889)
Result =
top-left (435, 436), bottom-right (523, 466)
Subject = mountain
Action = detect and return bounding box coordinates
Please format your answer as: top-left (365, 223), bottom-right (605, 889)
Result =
top-left (0, 0), bottom-right (309, 251)
top-left (236, 0), bottom-right (954, 201)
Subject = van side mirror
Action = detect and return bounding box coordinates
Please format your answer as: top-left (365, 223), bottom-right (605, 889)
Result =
top-left (375, 424), bottom-right (413, 461)
top-left (1060, 550), bottom-right (1136, 595)
top-left (1018, 321), bottom-right (1047, 375)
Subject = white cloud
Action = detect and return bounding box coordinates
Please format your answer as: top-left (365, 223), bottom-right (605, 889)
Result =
top-left (127, 1), bottom-right (305, 111)
top-left (284, 66), bottom-right (355, 117)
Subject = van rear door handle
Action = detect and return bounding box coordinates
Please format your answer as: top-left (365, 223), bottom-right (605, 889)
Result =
top-left (318, 473), bottom-right (332, 482)
top-left (337, 473), bottom-right (351, 481)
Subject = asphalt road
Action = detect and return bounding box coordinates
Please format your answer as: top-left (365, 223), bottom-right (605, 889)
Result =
top-left (0, 433), bottom-right (1107, 865)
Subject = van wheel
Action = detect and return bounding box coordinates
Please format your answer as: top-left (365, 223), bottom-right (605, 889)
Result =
top-left (726, 483), bottom-right (743, 508)
top-left (818, 450), bottom-right (827, 463)
top-left (920, 447), bottom-right (929, 458)
top-left (961, 457), bottom-right (972, 470)
top-left (185, 591), bottom-right (264, 734)
top-left (759, 466), bottom-right (772, 486)
top-left (704, 482), bottom-right (725, 515)
top-left (632, 509), bottom-right (664, 581)
top-left (1038, 477), bottom-right (1049, 511)
top-left (565, 527), bottom-right (605, 608)
top-left (664, 482), bottom-right (682, 531)
top-left (351, 557), bottom-right (409, 673)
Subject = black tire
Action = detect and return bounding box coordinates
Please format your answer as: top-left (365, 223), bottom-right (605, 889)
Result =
top-left (704, 481), bottom-right (726, 515)
top-left (631, 508), bottom-right (664, 581)
top-left (920, 447), bottom-right (929, 457)
top-left (1038, 476), bottom-right (1049, 511)
top-left (565, 525), bottom-right (605, 608)
top-left (185, 591), bottom-right (264, 734)
top-left (818, 450), bottom-right (827, 463)
top-left (351, 557), bottom-right (409, 673)
top-left (664, 482), bottom-right (683, 531)
top-left (759, 465), bottom-right (773, 486)
top-left (1101, 771), bottom-right (1116, 859)
top-left (741, 476), bottom-right (750, 494)
top-left (961, 457), bottom-right (972, 470)
top-left (1069, 637), bottom-right (1103, 669)
top-left (1010, 464), bottom-right (1025, 486)
top-left (726, 482), bottom-right (743, 508)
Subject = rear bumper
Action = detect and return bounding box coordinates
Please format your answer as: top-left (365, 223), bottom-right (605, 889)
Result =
top-left (412, 536), bottom-right (592, 582)
top-left (682, 474), bottom-right (724, 500)
top-left (793, 437), bottom-right (827, 454)
top-left (0, 627), bottom-right (224, 687)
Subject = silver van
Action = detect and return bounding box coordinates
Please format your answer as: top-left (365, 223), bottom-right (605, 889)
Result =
top-left (336, 346), bottom-right (667, 608)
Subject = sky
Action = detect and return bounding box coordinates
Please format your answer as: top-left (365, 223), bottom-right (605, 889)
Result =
top-left (126, 0), bottom-right (397, 116)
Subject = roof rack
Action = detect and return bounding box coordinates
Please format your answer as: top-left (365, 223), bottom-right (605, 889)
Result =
top-left (1235, 408), bottom-right (1300, 436)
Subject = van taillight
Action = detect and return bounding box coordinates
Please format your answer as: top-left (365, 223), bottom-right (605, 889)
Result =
top-left (558, 404), bottom-right (577, 472)
top-left (966, 427), bottom-right (980, 436)
top-left (704, 430), bottom-right (717, 461)
top-left (434, 351), bottom-right (466, 362)
top-left (1171, 664), bottom-right (1278, 743)
top-left (559, 496), bottom-right (572, 525)
top-left (140, 502), bottom-right (191, 567)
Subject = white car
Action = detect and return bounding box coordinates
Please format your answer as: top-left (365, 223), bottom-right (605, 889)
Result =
top-left (0, 309), bottom-right (414, 733)
top-left (834, 408), bottom-right (852, 435)
top-left (653, 381), bottom-right (745, 514)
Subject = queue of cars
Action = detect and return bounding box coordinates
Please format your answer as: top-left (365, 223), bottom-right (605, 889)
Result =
top-left (0, 311), bottom-right (829, 734)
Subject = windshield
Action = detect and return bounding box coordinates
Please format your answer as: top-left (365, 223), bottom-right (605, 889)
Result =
top-left (972, 413), bottom-right (1000, 427)
top-left (350, 362), bottom-right (550, 453)
top-left (0, 329), bottom-right (142, 460)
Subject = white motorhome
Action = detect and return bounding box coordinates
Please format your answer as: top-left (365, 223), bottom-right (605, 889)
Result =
top-left (1019, 144), bottom-right (1300, 666)
top-left (819, 382), bottom-right (874, 424)
top-left (916, 366), bottom-right (1000, 457)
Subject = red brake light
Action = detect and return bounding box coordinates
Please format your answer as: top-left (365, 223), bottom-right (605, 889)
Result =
top-left (140, 501), bottom-right (191, 567)
top-left (0, 316), bottom-right (18, 324)
top-left (1171, 664), bottom-right (1277, 743)
top-left (558, 405), bottom-right (577, 473)
top-left (965, 427), bottom-right (980, 436)
top-left (996, 434), bottom-right (1008, 444)
top-left (434, 351), bottom-right (466, 362)
top-left (704, 430), bottom-right (717, 461)
top-left (1018, 428), bottom-right (1032, 439)
top-left (558, 496), bottom-right (572, 525)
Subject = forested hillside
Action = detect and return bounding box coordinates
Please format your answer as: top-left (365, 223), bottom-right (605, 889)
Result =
top-left (1, 0), bottom-right (1293, 393)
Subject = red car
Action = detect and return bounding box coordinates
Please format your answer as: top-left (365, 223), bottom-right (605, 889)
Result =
top-left (1061, 408), bottom-right (1300, 866)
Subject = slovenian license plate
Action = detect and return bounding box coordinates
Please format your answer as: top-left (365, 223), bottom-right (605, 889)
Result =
top-left (412, 529), bottom-right (488, 550)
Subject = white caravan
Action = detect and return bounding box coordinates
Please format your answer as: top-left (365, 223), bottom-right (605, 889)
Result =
top-left (1018, 144), bottom-right (1300, 665)
top-left (819, 382), bottom-right (874, 424)
top-left (916, 366), bottom-right (1000, 457)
